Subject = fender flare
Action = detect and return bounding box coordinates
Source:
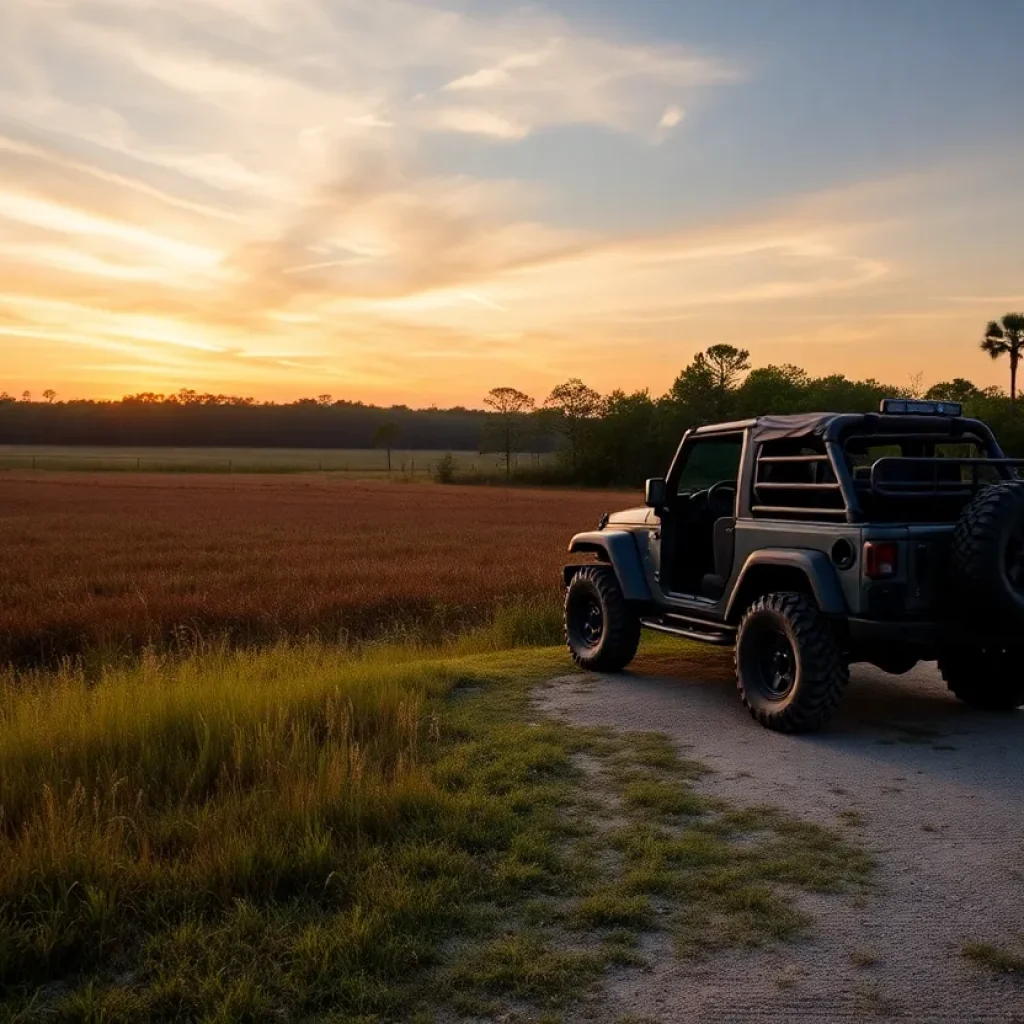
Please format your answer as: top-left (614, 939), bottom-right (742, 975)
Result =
top-left (725, 549), bottom-right (847, 620)
top-left (565, 530), bottom-right (652, 602)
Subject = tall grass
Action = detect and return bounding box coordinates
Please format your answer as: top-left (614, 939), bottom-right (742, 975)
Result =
top-left (0, 603), bottom-right (564, 1016)
top-left (0, 616), bottom-right (873, 1021)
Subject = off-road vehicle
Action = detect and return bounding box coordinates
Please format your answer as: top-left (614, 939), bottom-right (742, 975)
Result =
top-left (563, 399), bottom-right (1024, 732)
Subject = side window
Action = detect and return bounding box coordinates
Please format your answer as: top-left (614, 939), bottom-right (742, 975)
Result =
top-left (675, 436), bottom-right (743, 496)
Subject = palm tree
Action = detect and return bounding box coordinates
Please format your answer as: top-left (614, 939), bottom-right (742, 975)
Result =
top-left (981, 313), bottom-right (1024, 405)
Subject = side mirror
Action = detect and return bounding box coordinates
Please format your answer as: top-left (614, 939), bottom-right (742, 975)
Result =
top-left (645, 477), bottom-right (666, 508)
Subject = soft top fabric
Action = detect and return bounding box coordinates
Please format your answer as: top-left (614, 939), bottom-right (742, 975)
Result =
top-left (750, 413), bottom-right (835, 444)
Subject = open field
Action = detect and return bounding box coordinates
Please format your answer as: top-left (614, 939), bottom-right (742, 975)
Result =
top-left (0, 445), bottom-right (555, 475)
top-left (0, 472), bottom-right (625, 667)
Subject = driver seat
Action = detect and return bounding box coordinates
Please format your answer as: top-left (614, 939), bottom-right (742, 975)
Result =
top-left (700, 516), bottom-right (736, 600)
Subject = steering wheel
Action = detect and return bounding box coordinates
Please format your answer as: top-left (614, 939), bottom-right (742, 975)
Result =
top-left (707, 480), bottom-right (737, 516)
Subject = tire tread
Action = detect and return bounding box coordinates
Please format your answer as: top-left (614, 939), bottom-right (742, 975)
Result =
top-left (735, 592), bottom-right (848, 733)
top-left (950, 481), bottom-right (1024, 622)
top-left (564, 566), bottom-right (641, 672)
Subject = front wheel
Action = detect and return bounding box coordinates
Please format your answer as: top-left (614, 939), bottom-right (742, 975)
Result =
top-left (564, 566), bottom-right (641, 672)
top-left (938, 646), bottom-right (1024, 710)
top-left (735, 592), bottom-right (849, 733)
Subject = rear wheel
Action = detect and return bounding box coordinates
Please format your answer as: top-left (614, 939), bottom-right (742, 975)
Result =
top-left (564, 566), bottom-right (641, 672)
top-left (938, 646), bottom-right (1024, 710)
top-left (950, 482), bottom-right (1024, 625)
top-left (735, 592), bottom-right (849, 733)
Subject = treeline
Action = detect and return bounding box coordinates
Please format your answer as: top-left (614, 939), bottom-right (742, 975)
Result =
top-left (0, 390), bottom-right (509, 452)
top-left (482, 346), bottom-right (1024, 487)
top-left (5, 343), bottom-right (1024, 487)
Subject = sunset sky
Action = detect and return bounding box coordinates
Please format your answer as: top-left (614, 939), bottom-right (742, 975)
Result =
top-left (1, 0), bottom-right (1022, 405)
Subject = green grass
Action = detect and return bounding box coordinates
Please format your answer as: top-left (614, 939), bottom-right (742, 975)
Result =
top-left (0, 629), bottom-right (873, 1021)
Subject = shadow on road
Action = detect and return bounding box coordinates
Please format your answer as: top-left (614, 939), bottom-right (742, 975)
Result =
top-left (606, 652), bottom-right (1024, 800)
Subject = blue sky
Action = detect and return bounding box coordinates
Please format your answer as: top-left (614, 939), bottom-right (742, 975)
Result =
top-left (0, 0), bottom-right (1020, 404)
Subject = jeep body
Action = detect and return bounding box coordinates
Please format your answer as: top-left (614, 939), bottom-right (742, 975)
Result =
top-left (562, 401), bottom-right (1024, 730)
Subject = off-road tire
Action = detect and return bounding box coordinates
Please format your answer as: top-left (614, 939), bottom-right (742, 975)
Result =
top-left (564, 566), bottom-right (641, 672)
top-left (937, 646), bottom-right (1024, 711)
top-left (735, 592), bottom-right (849, 733)
top-left (949, 481), bottom-right (1024, 624)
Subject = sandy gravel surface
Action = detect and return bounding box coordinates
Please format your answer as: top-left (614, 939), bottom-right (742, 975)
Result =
top-left (538, 660), bottom-right (1024, 1022)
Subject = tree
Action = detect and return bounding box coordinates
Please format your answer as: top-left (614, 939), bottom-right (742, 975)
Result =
top-left (704, 344), bottom-right (751, 391)
top-left (42, 389), bottom-right (56, 404)
top-left (591, 389), bottom-right (660, 486)
top-left (373, 421), bottom-right (400, 471)
top-left (668, 345), bottom-right (751, 423)
top-left (544, 378), bottom-right (603, 472)
top-left (981, 313), bottom-right (1024, 405)
top-left (317, 394), bottom-right (332, 406)
top-left (925, 378), bottom-right (982, 405)
top-left (804, 374), bottom-right (893, 413)
top-left (667, 353), bottom-right (719, 424)
top-left (20, 390), bottom-right (31, 403)
top-left (736, 364), bottom-right (808, 416)
top-left (482, 387), bottom-right (535, 478)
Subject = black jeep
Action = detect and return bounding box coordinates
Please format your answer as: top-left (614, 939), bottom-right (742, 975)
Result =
top-left (563, 399), bottom-right (1024, 732)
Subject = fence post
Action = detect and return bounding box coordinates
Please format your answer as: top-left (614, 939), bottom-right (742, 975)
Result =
top-left (136, 456), bottom-right (141, 471)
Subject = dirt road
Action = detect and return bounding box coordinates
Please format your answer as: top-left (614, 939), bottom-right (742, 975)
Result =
top-left (539, 660), bottom-right (1024, 1022)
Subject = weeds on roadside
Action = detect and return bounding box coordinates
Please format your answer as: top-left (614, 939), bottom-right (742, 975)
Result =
top-left (0, 636), bottom-right (872, 1021)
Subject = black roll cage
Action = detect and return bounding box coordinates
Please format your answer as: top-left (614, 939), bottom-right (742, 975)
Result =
top-left (748, 414), bottom-right (1021, 523)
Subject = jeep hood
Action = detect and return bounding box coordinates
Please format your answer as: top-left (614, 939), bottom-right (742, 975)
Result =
top-left (606, 507), bottom-right (651, 527)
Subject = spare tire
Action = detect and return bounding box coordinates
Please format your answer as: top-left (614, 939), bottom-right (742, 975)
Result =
top-left (949, 481), bottom-right (1024, 623)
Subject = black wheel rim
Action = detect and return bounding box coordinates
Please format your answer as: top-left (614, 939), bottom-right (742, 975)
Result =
top-left (568, 589), bottom-right (604, 649)
top-left (1006, 529), bottom-right (1024, 594)
top-left (744, 622), bottom-right (797, 701)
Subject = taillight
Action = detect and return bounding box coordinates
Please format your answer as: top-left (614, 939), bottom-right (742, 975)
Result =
top-left (864, 541), bottom-right (899, 579)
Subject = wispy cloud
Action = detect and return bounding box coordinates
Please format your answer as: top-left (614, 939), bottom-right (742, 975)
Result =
top-left (0, 0), bottom-right (1016, 402)
top-left (428, 108), bottom-right (529, 140)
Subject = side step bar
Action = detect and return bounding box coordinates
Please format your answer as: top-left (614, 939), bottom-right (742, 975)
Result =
top-left (640, 615), bottom-right (735, 647)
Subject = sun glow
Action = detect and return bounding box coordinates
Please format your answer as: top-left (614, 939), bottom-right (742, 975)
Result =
top-left (0, 0), bottom-right (1021, 402)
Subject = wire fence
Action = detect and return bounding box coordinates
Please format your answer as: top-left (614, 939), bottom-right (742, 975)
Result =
top-left (0, 451), bottom-right (555, 476)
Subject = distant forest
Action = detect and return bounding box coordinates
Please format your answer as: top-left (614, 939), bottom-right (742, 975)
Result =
top-left (0, 390), bottom-right (501, 453)
top-left (4, 338), bottom-right (1024, 487)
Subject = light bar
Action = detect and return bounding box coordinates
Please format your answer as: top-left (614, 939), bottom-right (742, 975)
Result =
top-left (879, 399), bottom-right (962, 417)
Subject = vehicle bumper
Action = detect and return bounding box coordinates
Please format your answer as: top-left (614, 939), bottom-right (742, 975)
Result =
top-left (845, 616), bottom-right (1011, 654)
top-left (845, 617), bottom-right (939, 647)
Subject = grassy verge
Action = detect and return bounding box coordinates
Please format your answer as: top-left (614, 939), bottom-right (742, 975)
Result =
top-left (0, 629), bottom-right (871, 1022)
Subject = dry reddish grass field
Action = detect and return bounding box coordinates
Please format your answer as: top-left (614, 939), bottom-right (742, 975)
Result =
top-left (0, 472), bottom-right (633, 666)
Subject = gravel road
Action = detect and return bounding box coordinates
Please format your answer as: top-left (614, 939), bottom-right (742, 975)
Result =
top-left (538, 659), bottom-right (1024, 1022)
